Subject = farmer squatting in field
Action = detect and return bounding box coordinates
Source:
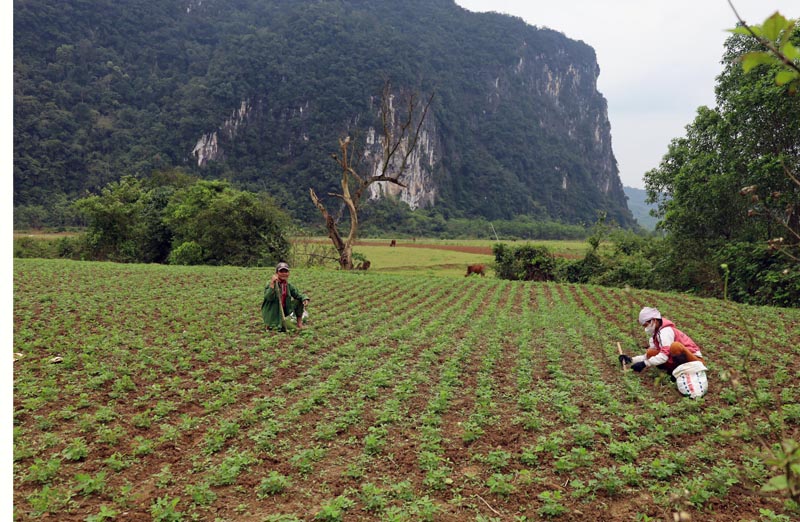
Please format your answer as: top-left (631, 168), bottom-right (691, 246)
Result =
top-left (619, 307), bottom-right (709, 398)
top-left (261, 262), bottom-right (309, 331)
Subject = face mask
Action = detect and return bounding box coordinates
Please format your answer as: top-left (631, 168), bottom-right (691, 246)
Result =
top-left (644, 324), bottom-right (656, 336)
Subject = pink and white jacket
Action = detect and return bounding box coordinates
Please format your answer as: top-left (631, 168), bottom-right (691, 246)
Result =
top-left (632, 318), bottom-right (702, 368)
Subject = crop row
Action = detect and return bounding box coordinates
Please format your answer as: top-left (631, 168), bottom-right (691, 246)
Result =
top-left (13, 259), bottom-right (800, 521)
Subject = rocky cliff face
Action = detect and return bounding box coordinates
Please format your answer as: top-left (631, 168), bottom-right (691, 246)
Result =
top-left (194, 94), bottom-right (440, 210)
top-left (522, 46), bottom-right (623, 203)
top-left (365, 105), bottom-right (439, 210)
top-left (187, 4), bottom-right (629, 224)
top-left (192, 100), bottom-right (253, 166)
top-left (192, 40), bottom-right (624, 220)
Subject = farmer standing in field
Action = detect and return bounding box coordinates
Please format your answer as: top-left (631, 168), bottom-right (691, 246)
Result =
top-left (261, 262), bottom-right (309, 331)
top-left (619, 307), bottom-right (709, 398)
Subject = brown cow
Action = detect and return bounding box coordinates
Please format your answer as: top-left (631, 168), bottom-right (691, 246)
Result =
top-left (390, 239), bottom-right (397, 247)
top-left (356, 260), bottom-right (371, 271)
top-left (465, 264), bottom-right (486, 277)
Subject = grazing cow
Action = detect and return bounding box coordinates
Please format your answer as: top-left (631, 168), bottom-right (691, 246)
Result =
top-left (356, 260), bottom-right (371, 271)
top-left (465, 264), bottom-right (486, 277)
top-left (390, 239), bottom-right (397, 247)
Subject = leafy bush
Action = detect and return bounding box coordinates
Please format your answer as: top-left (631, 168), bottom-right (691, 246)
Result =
top-left (716, 242), bottom-right (799, 307)
top-left (167, 242), bottom-right (204, 266)
top-left (493, 243), bottom-right (557, 281)
top-left (165, 181), bottom-right (290, 266)
top-left (14, 237), bottom-right (56, 259)
top-left (13, 235), bottom-right (90, 260)
top-left (559, 250), bottom-right (605, 284)
top-left (71, 176), bottom-right (291, 267)
top-left (591, 253), bottom-right (654, 289)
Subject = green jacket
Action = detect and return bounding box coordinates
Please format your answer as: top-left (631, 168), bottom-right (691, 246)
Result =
top-left (261, 280), bottom-right (307, 330)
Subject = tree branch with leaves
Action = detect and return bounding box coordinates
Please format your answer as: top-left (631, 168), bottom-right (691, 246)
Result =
top-left (728, 3), bottom-right (800, 263)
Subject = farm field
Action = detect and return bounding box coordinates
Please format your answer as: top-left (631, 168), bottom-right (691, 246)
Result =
top-left (13, 233), bottom-right (592, 278)
top-left (294, 237), bottom-right (591, 278)
top-left (347, 237), bottom-right (591, 254)
top-left (12, 258), bottom-right (800, 521)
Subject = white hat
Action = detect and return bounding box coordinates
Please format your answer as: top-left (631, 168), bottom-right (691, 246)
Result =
top-left (638, 307), bottom-right (661, 325)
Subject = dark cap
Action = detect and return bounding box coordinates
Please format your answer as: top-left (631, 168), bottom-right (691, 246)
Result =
top-left (276, 262), bottom-right (290, 272)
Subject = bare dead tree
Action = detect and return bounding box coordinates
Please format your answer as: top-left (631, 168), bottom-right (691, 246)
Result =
top-left (309, 82), bottom-right (434, 269)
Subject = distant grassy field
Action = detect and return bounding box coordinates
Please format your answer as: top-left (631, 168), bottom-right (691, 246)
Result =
top-left (13, 258), bottom-right (800, 521)
top-left (297, 237), bottom-right (595, 277)
top-left (352, 237), bottom-right (592, 257)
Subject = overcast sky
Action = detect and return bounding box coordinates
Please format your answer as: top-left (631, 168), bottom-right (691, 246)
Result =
top-left (455, 0), bottom-right (798, 189)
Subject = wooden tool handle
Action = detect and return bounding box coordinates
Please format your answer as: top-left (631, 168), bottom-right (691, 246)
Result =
top-left (617, 342), bottom-right (628, 371)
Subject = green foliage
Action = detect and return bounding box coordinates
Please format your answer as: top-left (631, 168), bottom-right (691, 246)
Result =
top-left (730, 12), bottom-right (800, 93)
top-left (73, 176), bottom-right (149, 262)
top-left (537, 490), bottom-right (567, 517)
top-left (14, 235), bottom-right (90, 260)
top-left (74, 472), bottom-right (107, 495)
top-left (61, 438), bottom-right (88, 461)
top-left (314, 495), bottom-right (354, 521)
top-left (150, 495), bottom-right (183, 522)
top-left (762, 440), bottom-right (800, 501)
top-left (71, 176), bottom-right (291, 266)
top-left (486, 473), bottom-right (516, 496)
top-left (86, 505), bottom-right (119, 522)
top-left (185, 482), bottom-right (216, 507)
top-left (492, 243), bottom-right (557, 281)
top-left (717, 242), bottom-right (800, 307)
top-left (644, 20), bottom-right (800, 307)
top-left (26, 485), bottom-right (75, 517)
top-left (359, 199), bottom-right (591, 240)
top-left (165, 180), bottom-right (290, 266)
top-left (25, 457), bottom-right (62, 484)
top-left (167, 241), bottom-right (204, 266)
top-left (208, 451), bottom-right (256, 486)
top-left (258, 471), bottom-right (292, 497)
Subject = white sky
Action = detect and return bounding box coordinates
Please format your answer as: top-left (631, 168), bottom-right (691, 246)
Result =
top-left (455, 0), bottom-right (799, 189)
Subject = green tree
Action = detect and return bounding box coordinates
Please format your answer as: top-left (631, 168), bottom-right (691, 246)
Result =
top-left (74, 175), bottom-right (290, 266)
top-left (726, 4), bottom-right (800, 504)
top-left (165, 180), bottom-right (290, 266)
top-left (73, 176), bottom-right (147, 262)
top-left (644, 17), bottom-right (799, 303)
top-left (727, 7), bottom-right (800, 263)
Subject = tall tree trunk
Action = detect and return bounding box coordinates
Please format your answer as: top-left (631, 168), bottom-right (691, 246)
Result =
top-left (309, 187), bottom-right (353, 269)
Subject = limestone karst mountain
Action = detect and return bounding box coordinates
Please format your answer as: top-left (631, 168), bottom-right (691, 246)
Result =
top-left (14, 0), bottom-right (634, 227)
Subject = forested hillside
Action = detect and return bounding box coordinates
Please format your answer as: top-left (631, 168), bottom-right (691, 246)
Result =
top-left (623, 187), bottom-right (658, 231)
top-left (14, 0), bottom-right (635, 227)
